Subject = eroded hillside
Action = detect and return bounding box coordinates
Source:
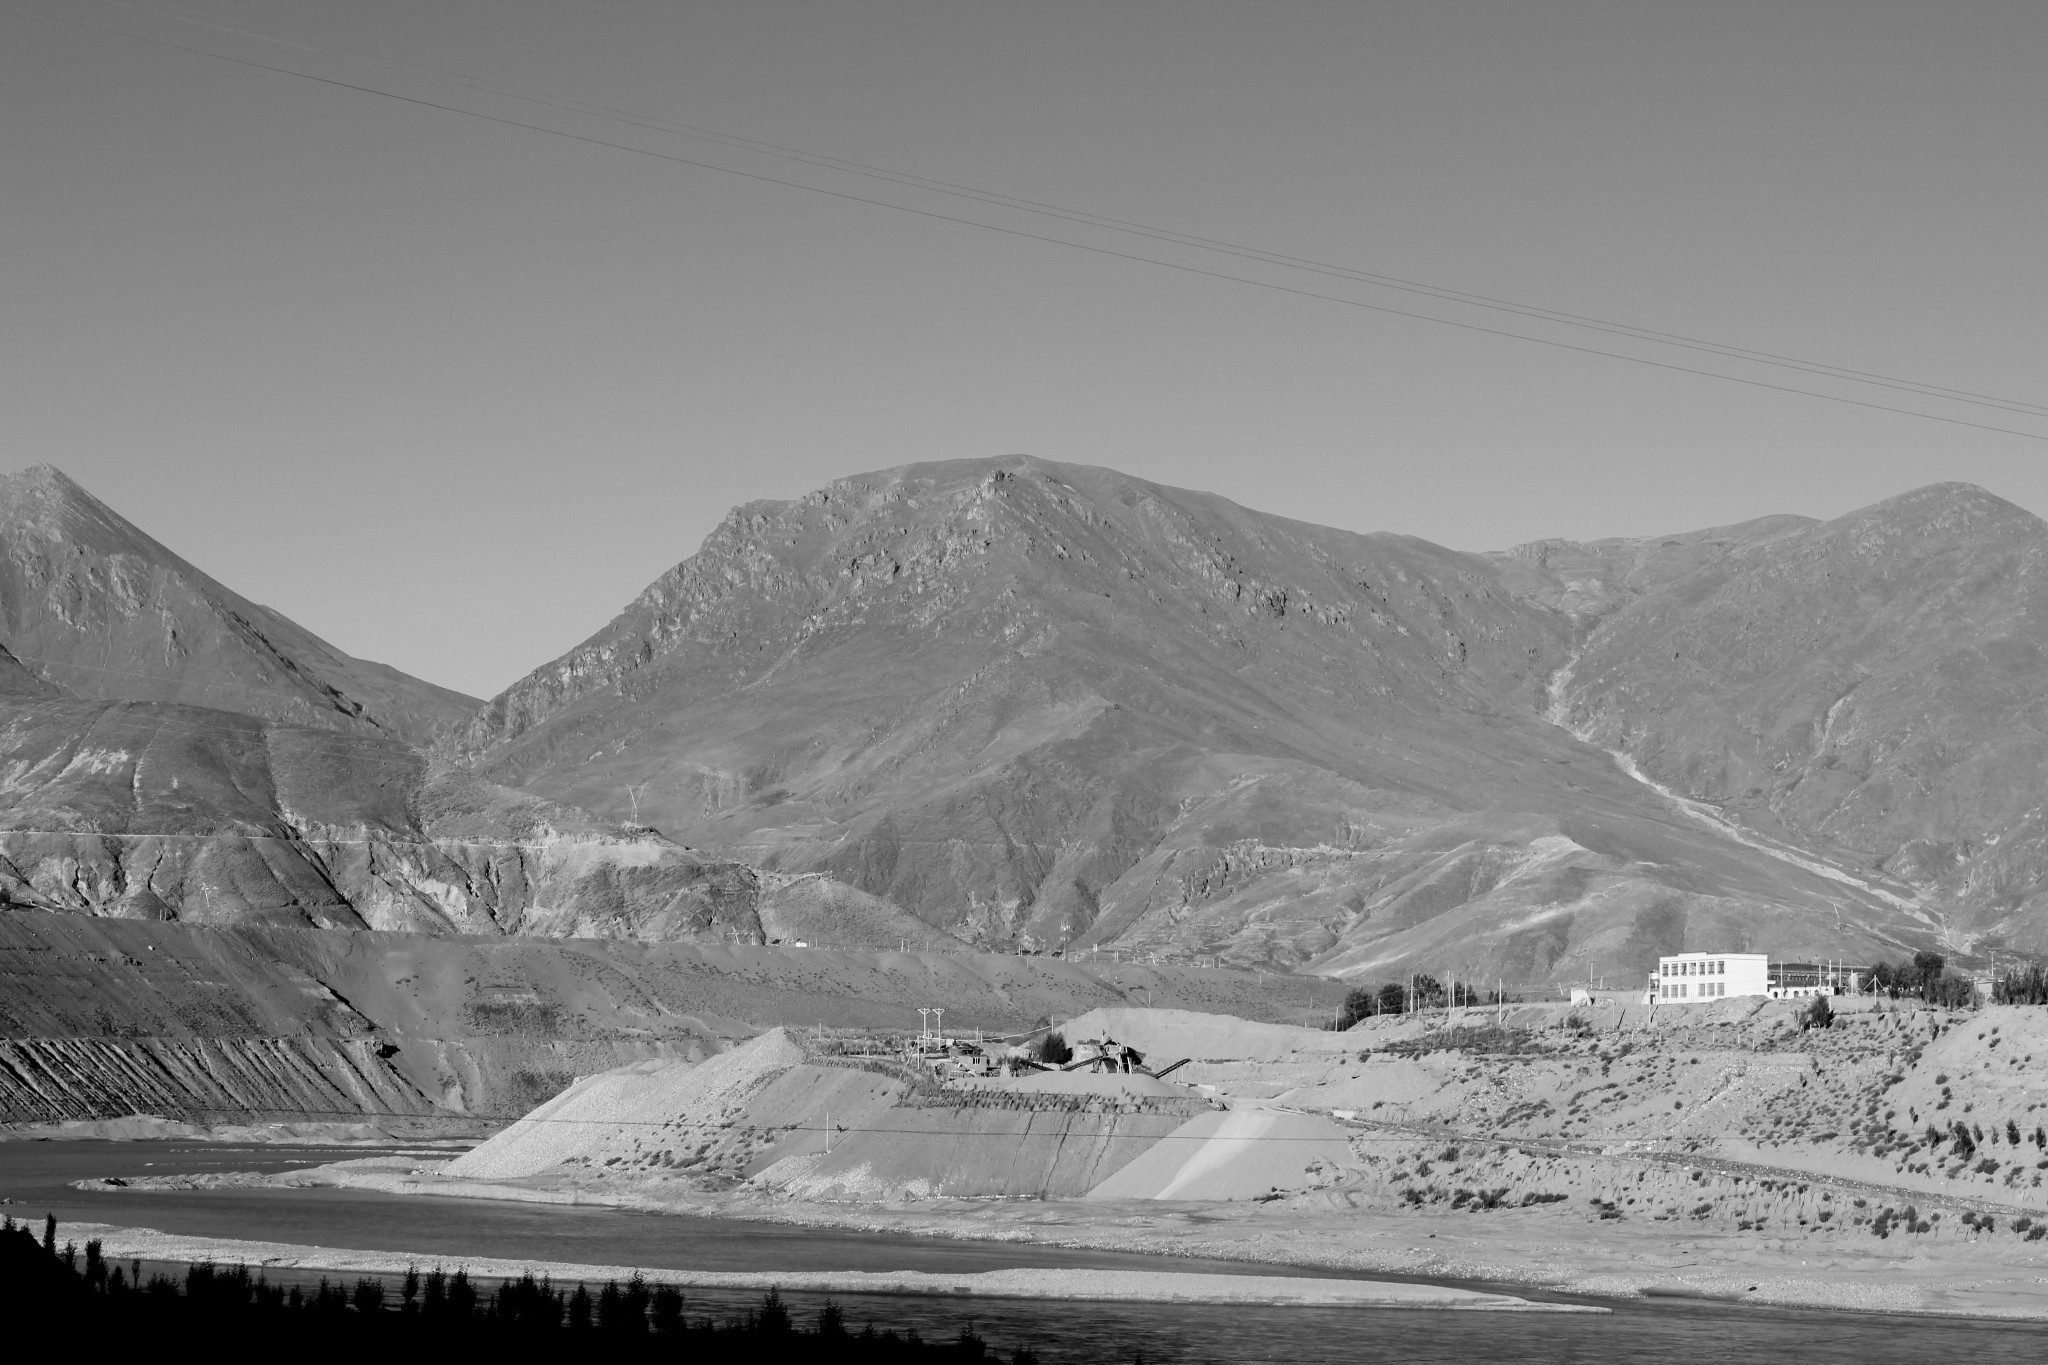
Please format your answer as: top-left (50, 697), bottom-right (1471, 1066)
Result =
top-left (0, 694), bottom-right (760, 938)
top-left (1529, 484), bottom-right (2048, 955)
top-left (455, 457), bottom-right (1929, 981)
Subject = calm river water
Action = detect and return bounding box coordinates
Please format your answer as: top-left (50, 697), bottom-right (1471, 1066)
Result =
top-left (2, 1141), bottom-right (2043, 1363)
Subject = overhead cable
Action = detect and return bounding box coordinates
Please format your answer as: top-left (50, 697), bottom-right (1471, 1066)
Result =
top-left (16, 3), bottom-right (2047, 443)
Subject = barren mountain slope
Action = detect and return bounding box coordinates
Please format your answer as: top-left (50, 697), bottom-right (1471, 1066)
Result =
top-left (459, 457), bottom-right (1916, 982)
top-left (1541, 483), bottom-right (2048, 953)
top-left (0, 465), bottom-right (476, 746)
top-left (0, 691), bottom-right (761, 939)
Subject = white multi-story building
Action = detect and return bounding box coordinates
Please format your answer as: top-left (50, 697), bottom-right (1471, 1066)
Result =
top-left (1649, 952), bottom-right (1767, 1004)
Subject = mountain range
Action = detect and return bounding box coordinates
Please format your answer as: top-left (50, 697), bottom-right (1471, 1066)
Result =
top-left (6, 457), bottom-right (2046, 985)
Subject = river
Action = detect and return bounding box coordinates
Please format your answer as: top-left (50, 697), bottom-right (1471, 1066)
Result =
top-left (3, 1141), bottom-right (2043, 1362)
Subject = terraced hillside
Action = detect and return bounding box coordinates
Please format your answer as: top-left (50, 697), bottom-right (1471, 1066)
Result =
top-left (0, 912), bottom-right (1345, 1127)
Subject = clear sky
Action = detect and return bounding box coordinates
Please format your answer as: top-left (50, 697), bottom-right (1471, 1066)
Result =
top-left (4, 1), bottom-right (2044, 699)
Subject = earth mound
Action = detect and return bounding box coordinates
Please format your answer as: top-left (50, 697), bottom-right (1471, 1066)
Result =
top-left (1057, 1007), bottom-right (1352, 1063)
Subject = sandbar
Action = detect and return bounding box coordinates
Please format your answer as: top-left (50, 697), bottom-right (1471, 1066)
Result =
top-left (53, 1220), bottom-right (1598, 1312)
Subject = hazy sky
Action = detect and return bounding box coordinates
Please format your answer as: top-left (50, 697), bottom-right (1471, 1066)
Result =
top-left (4, 1), bottom-right (2045, 698)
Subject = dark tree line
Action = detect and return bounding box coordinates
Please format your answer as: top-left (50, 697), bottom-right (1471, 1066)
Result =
top-left (1335, 975), bottom-right (1504, 1028)
top-left (1993, 964), bottom-right (2048, 1005)
top-left (0, 1216), bottom-right (1035, 1361)
top-left (1866, 952), bottom-right (1979, 1007)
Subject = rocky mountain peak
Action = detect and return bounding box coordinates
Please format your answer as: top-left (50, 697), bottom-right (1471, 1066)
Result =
top-left (0, 464), bottom-right (477, 748)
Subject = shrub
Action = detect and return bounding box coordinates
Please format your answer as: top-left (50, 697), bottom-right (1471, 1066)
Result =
top-left (1032, 1031), bottom-right (1072, 1066)
top-left (1802, 996), bottom-right (1834, 1031)
top-left (1336, 988), bottom-right (1376, 1030)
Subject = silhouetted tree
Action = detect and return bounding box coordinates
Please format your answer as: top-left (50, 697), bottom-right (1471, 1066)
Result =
top-left (1032, 1031), bottom-right (1071, 1066)
top-left (650, 1283), bottom-right (683, 1336)
top-left (1335, 988), bottom-right (1374, 1029)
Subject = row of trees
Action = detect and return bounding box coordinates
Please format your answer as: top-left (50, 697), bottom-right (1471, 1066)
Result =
top-left (1331, 951), bottom-right (2048, 1027)
top-left (1866, 952), bottom-right (1981, 1007)
top-left (1993, 964), bottom-right (2048, 1006)
top-left (1334, 975), bottom-right (1505, 1029)
top-left (1869, 952), bottom-right (2048, 1006)
top-left (0, 1216), bottom-right (1033, 1360)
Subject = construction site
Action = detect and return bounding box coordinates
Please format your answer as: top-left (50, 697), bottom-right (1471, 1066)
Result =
top-left (110, 992), bottom-right (2036, 1318)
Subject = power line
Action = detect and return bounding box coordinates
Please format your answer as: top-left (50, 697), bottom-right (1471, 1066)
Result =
top-left (20, 4), bottom-right (2048, 444)
top-left (109, 0), bottom-right (2048, 423)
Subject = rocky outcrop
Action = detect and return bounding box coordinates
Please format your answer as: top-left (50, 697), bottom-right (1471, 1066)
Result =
top-left (0, 693), bottom-right (764, 938)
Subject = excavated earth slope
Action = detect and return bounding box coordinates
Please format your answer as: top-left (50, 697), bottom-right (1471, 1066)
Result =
top-left (418, 1003), bottom-right (2048, 1233)
top-left (0, 912), bottom-right (1345, 1125)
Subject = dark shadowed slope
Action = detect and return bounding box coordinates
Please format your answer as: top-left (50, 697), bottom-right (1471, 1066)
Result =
top-left (1536, 482), bottom-right (2048, 955)
top-left (457, 457), bottom-right (1923, 984)
top-left (0, 465), bottom-right (477, 746)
